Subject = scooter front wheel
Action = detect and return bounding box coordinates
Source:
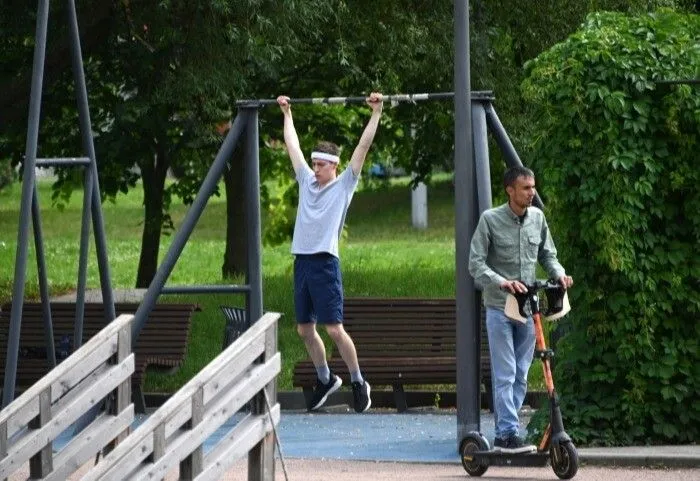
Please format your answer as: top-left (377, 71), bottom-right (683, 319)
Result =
top-left (460, 433), bottom-right (489, 477)
top-left (550, 441), bottom-right (578, 479)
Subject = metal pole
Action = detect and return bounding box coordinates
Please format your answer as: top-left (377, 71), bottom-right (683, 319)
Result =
top-left (3, 0), bottom-right (50, 408)
top-left (241, 106), bottom-right (274, 481)
top-left (455, 0), bottom-right (480, 444)
top-left (161, 285), bottom-right (251, 295)
top-left (236, 91), bottom-right (494, 107)
top-left (242, 107), bottom-right (263, 326)
top-left (484, 103), bottom-right (543, 209)
top-left (66, 0), bottom-right (116, 326)
top-left (32, 186), bottom-right (57, 368)
top-left (35, 157), bottom-right (91, 167)
top-left (472, 101), bottom-right (492, 215)
top-left (74, 166), bottom-right (91, 348)
top-left (131, 113), bottom-right (247, 343)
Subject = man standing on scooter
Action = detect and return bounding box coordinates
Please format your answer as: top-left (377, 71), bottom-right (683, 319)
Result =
top-left (468, 166), bottom-right (573, 453)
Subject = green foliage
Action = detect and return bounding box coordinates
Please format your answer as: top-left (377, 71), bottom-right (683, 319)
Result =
top-left (522, 10), bottom-right (700, 445)
top-left (1, 177), bottom-right (490, 393)
top-left (0, 157), bottom-right (14, 192)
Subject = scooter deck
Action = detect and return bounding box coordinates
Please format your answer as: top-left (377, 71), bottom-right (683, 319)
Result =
top-left (468, 449), bottom-right (550, 467)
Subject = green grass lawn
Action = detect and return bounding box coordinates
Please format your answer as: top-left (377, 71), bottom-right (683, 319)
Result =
top-left (0, 174), bottom-right (544, 393)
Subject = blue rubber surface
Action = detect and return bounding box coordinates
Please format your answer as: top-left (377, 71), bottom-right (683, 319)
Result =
top-left (274, 412), bottom-right (487, 463)
top-left (54, 411), bottom-right (510, 464)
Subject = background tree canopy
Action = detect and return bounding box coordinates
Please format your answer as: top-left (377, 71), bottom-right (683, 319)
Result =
top-left (1, 0), bottom-right (691, 284)
top-left (522, 9), bottom-right (700, 445)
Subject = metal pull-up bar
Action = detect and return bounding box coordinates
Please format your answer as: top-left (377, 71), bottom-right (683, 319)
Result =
top-left (236, 90), bottom-right (494, 107)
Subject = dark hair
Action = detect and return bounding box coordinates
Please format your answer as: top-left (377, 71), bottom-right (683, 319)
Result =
top-left (503, 166), bottom-right (535, 188)
top-left (313, 141), bottom-right (340, 156)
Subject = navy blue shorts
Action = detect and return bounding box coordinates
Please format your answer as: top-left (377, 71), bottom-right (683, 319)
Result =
top-left (294, 253), bottom-right (343, 324)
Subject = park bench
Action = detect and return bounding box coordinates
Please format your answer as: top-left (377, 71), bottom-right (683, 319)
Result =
top-left (0, 301), bottom-right (200, 413)
top-left (292, 297), bottom-right (492, 412)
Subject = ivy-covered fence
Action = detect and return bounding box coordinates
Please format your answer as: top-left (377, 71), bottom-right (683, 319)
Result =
top-left (522, 10), bottom-right (699, 445)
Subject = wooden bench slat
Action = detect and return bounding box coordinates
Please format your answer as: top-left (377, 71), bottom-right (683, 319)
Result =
top-left (0, 302), bottom-right (200, 412)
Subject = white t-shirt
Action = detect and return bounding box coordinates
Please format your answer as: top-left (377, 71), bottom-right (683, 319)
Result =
top-left (291, 164), bottom-right (360, 258)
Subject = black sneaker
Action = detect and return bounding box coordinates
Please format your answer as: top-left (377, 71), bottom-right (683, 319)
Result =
top-left (308, 374), bottom-right (342, 411)
top-left (351, 380), bottom-right (371, 413)
top-left (501, 434), bottom-right (537, 454)
top-left (493, 437), bottom-right (508, 450)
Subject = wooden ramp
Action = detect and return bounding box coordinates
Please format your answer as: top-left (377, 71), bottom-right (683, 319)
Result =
top-left (0, 312), bottom-right (281, 481)
top-left (81, 312), bottom-right (281, 481)
top-left (0, 314), bottom-right (134, 481)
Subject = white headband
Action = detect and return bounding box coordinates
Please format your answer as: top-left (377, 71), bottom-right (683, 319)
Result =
top-left (310, 151), bottom-right (340, 164)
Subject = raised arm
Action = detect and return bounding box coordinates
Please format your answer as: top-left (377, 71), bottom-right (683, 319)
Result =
top-left (349, 92), bottom-right (383, 176)
top-left (277, 95), bottom-right (307, 174)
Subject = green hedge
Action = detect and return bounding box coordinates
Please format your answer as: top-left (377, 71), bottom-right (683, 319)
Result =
top-left (522, 10), bottom-right (699, 445)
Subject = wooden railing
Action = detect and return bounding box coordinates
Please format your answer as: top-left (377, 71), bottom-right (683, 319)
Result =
top-left (82, 311), bottom-right (281, 481)
top-left (0, 314), bottom-right (134, 481)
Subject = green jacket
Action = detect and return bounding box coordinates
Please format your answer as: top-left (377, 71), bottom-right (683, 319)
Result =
top-left (468, 203), bottom-right (565, 309)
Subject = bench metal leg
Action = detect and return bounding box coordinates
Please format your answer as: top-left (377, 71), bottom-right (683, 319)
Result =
top-left (132, 385), bottom-right (147, 414)
top-left (392, 384), bottom-right (408, 413)
top-left (302, 387), bottom-right (313, 410)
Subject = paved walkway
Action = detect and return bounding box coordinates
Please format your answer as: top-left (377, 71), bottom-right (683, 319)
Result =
top-left (249, 409), bottom-right (700, 469)
top-left (126, 406), bottom-right (700, 469)
top-left (39, 407), bottom-right (699, 481)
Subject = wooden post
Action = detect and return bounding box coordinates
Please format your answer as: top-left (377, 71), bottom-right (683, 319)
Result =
top-left (112, 324), bottom-right (132, 445)
top-left (0, 421), bottom-right (7, 481)
top-left (179, 388), bottom-right (204, 480)
top-left (248, 323), bottom-right (277, 481)
top-left (29, 387), bottom-right (52, 478)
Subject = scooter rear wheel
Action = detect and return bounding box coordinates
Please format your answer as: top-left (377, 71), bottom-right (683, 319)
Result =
top-left (550, 441), bottom-right (578, 479)
top-left (460, 433), bottom-right (489, 477)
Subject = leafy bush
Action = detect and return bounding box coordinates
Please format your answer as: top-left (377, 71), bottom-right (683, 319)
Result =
top-left (522, 10), bottom-right (700, 445)
top-left (0, 158), bottom-right (14, 192)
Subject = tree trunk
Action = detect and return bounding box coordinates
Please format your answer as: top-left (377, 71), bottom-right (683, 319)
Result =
top-left (222, 140), bottom-right (247, 279)
top-left (135, 144), bottom-right (170, 288)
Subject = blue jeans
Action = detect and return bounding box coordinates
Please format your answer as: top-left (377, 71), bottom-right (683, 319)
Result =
top-left (486, 307), bottom-right (535, 439)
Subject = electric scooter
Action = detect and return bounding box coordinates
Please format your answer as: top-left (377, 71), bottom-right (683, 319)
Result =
top-left (460, 279), bottom-right (579, 479)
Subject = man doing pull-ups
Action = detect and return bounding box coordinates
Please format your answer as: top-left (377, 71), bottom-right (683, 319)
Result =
top-left (277, 92), bottom-right (383, 413)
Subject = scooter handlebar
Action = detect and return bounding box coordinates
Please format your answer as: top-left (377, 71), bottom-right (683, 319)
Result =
top-left (500, 279), bottom-right (561, 294)
top-left (503, 279), bottom-right (569, 320)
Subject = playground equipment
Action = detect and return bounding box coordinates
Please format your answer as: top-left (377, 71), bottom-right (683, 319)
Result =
top-left (3, 0), bottom-right (542, 478)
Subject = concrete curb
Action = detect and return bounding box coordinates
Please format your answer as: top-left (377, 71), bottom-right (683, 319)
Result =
top-left (578, 447), bottom-right (700, 469)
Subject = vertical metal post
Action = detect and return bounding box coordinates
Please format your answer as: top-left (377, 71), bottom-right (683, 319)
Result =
top-left (66, 0), bottom-right (116, 326)
top-left (2, 0), bottom-right (50, 408)
top-left (131, 113), bottom-right (247, 342)
top-left (472, 101), bottom-right (492, 215)
top-left (242, 107), bottom-right (274, 481)
top-left (32, 187), bottom-right (57, 368)
top-left (73, 163), bottom-right (91, 347)
top-left (455, 0), bottom-right (480, 445)
top-left (243, 107), bottom-right (263, 325)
